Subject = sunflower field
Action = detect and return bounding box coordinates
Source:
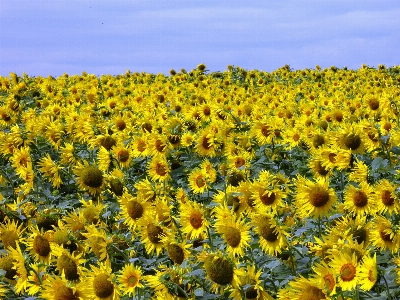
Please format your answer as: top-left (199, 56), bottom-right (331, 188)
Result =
top-left (0, 64), bottom-right (400, 300)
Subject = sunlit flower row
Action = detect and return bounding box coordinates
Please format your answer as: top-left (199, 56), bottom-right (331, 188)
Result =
top-left (0, 64), bottom-right (400, 299)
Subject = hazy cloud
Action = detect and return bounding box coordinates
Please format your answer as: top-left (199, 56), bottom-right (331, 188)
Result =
top-left (1, 0), bottom-right (399, 76)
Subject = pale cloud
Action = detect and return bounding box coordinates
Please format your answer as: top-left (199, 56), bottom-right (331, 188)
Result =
top-left (0, 0), bottom-right (399, 76)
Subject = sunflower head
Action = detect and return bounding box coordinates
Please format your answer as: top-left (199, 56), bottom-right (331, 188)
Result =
top-left (224, 227), bottom-right (242, 248)
top-left (146, 223), bottom-right (163, 244)
top-left (109, 178), bottom-right (124, 196)
top-left (343, 133), bottom-right (361, 150)
top-left (93, 273), bottom-right (114, 298)
top-left (57, 254), bottom-right (79, 281)
top-left (54, 285), bottom-right (80, 300)
top-left (33, 234), bottom-right (51, 257)
top-left (0, 255), bottom-right (16, 280)
top-left (167, 243), bottom-right (185, 265)
top-left (125, 199), bottom-right (144, 220)
top-left (81, 166), bottom-right (103, 188)
top-left (204, 254), bottom-right (234, 285)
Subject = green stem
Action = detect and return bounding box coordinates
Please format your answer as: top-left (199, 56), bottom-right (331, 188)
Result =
top-left (318, 216), bottom-right (322, 238)
top-left (382, 274), bottom-right (392, 300)
top-left (207, 226), bottom-right (214, 250)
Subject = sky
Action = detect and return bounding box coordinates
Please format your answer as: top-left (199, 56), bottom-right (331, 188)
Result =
top-left (1, 1), bottom-right (400, 77)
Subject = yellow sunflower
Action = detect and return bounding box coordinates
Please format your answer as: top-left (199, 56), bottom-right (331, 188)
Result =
top-left (357, 253), bottom-right (377, 291)
top-left (180, 200), bottom-right (210, 240)
top-left (53, 244), bottom-right (86, 282)
top-left (330, 252), bottom-right (359, 291)
top-left (195, 129), bottom-right (217, 157)
top-left (117, 263), bottom-right (143, 297)
top-left (370, 216), bottom-right (399, 253)
top-left (24, 226), bottom-right (52, 263)
top-left (215, 213), bottom-right (251, 258)
top-left (294, 175), bottom-right (337, 219)
top-left (38, 153), bottom-right (63, 188)
top-left (139, 214), bottom-right (167, 256)
top-left (7, 242), bottom-right (28, 294)
top-left (372, 179), bottom-right (399, 215)
top-left (118, 191), bottom-right (151, 231)
top-left (343, 182), bottom-right (374, 216)
top-left (188, 168), bottom-right (208, 194)
top-left (285, 275), bottom-right (328, 300)
top-left (147, 156), bottom-right (171, 182)
top-left (230, 264), bottom-right (274, 300)
top-left (87, 261), bottom-right (120, 300)
top-left (199, 251), bottom-right (241, 294)
top-left (40, 273), bottom-right (90, 300)
top-left (82, 224), bottom-right (112, 261)
top-left (145, 266), bottom-right (189, 300)
top-left (252, 214), bottom-right (288, 256)
top-left (0, 218), bottom-right (25, 249)
top-left (311, 261), bottom-right (337, 296)
top-left (111, 143), bottom-right (133, 169)
top-left (74, 160), bottom-right (105, 195)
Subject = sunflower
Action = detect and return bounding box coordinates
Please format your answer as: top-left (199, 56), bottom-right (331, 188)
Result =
top-left (86, 261), bottom-right (120, 300)
top-left (111, 143), bottom-right (133, 169)
top-left (40, 273), bottom-right (90, 300)
top-left (26, 263), bottom-right (48, 296)
top-left (162, 236), bottom-right (192, 265)
top-left (348, 158), bottom-right (368, 183)
top-left (147, 156), bottom-right (171, 182)
top-left (357, 253), bottom-right (377, 291)
top-left (215, 213), bottom-right (251, 258)
top-left (251, 117), bottom-right (275, 146)
top-left (145, 266), bottom-right (189, 300)
top-left (370, 216), bottom-right (400, 253)
top-left (147, 133), bottom-right (171, 158)
top-left (0, 218), bottom-right (25, 249)
top-left (328, 215), bottom-right (371, 247)
top-left (309, 157), bottom-right (332, 178)
top-left (311, 261), bottom-right (337, 296)
top-left (333, 124), bottom-right (365, 153)
top-left (195, 129), bottom-right (217, 157)
top-left (200, 159), bottom-right (217, 184)
top-left (97, 146), bottom-right (112, 172)
top-left (7, 242), bottom-right (28, 294)
top-left (74, 160), bottom-right (105, 195)
top-left (82, 224), bottom-right (112, 261)
top-left (230, 265), bottom-right (274, 300)
top-left (188, 168), bottom-right (208, 194)
top-left (180, 200), bottom-right (210, 240)
top-left (200, 251), bottom-right (241, 294)
top-left (24, 226), bottom-right (52, 263)
top-left (79, 199), bottom-right (105, 225)
top-left (317, 146), bottom-right (351, 171)
top-left (131, 135), bottom-right (149, 158)
top-left (139, 215), bottom-right (167, 256)
top-left (294, 176), bottom-right (337, 219)
top-left (252, 214), bottom-right (288, 256)
top-left (38, 153), bottom-right (63, 188)
top-left (331, 252), bottom-right (359, 291)
top-left (180, 131), bottom-right (195, 148)
top-left (59, 142), bottom-right (77, 166)
top-left (117, 263), bottom-right (143, 296)
top-left (343, 182), bottom-right (374, 216)
top-left (53, 244), bottom-right (86, 281)
top-left (10, 146), bottom-right (32, 177)
top-left (251, 180), bottom-right (285, 215)
top-left (118, 191), bottom-right (151, 231)
top-left (285, 276), bottom-right (328, 300)
top-left (372, 179), bottom-right (399, 215)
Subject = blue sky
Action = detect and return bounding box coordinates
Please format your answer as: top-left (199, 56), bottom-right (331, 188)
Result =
top-left (1, 1), bottom-right (399, 76)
